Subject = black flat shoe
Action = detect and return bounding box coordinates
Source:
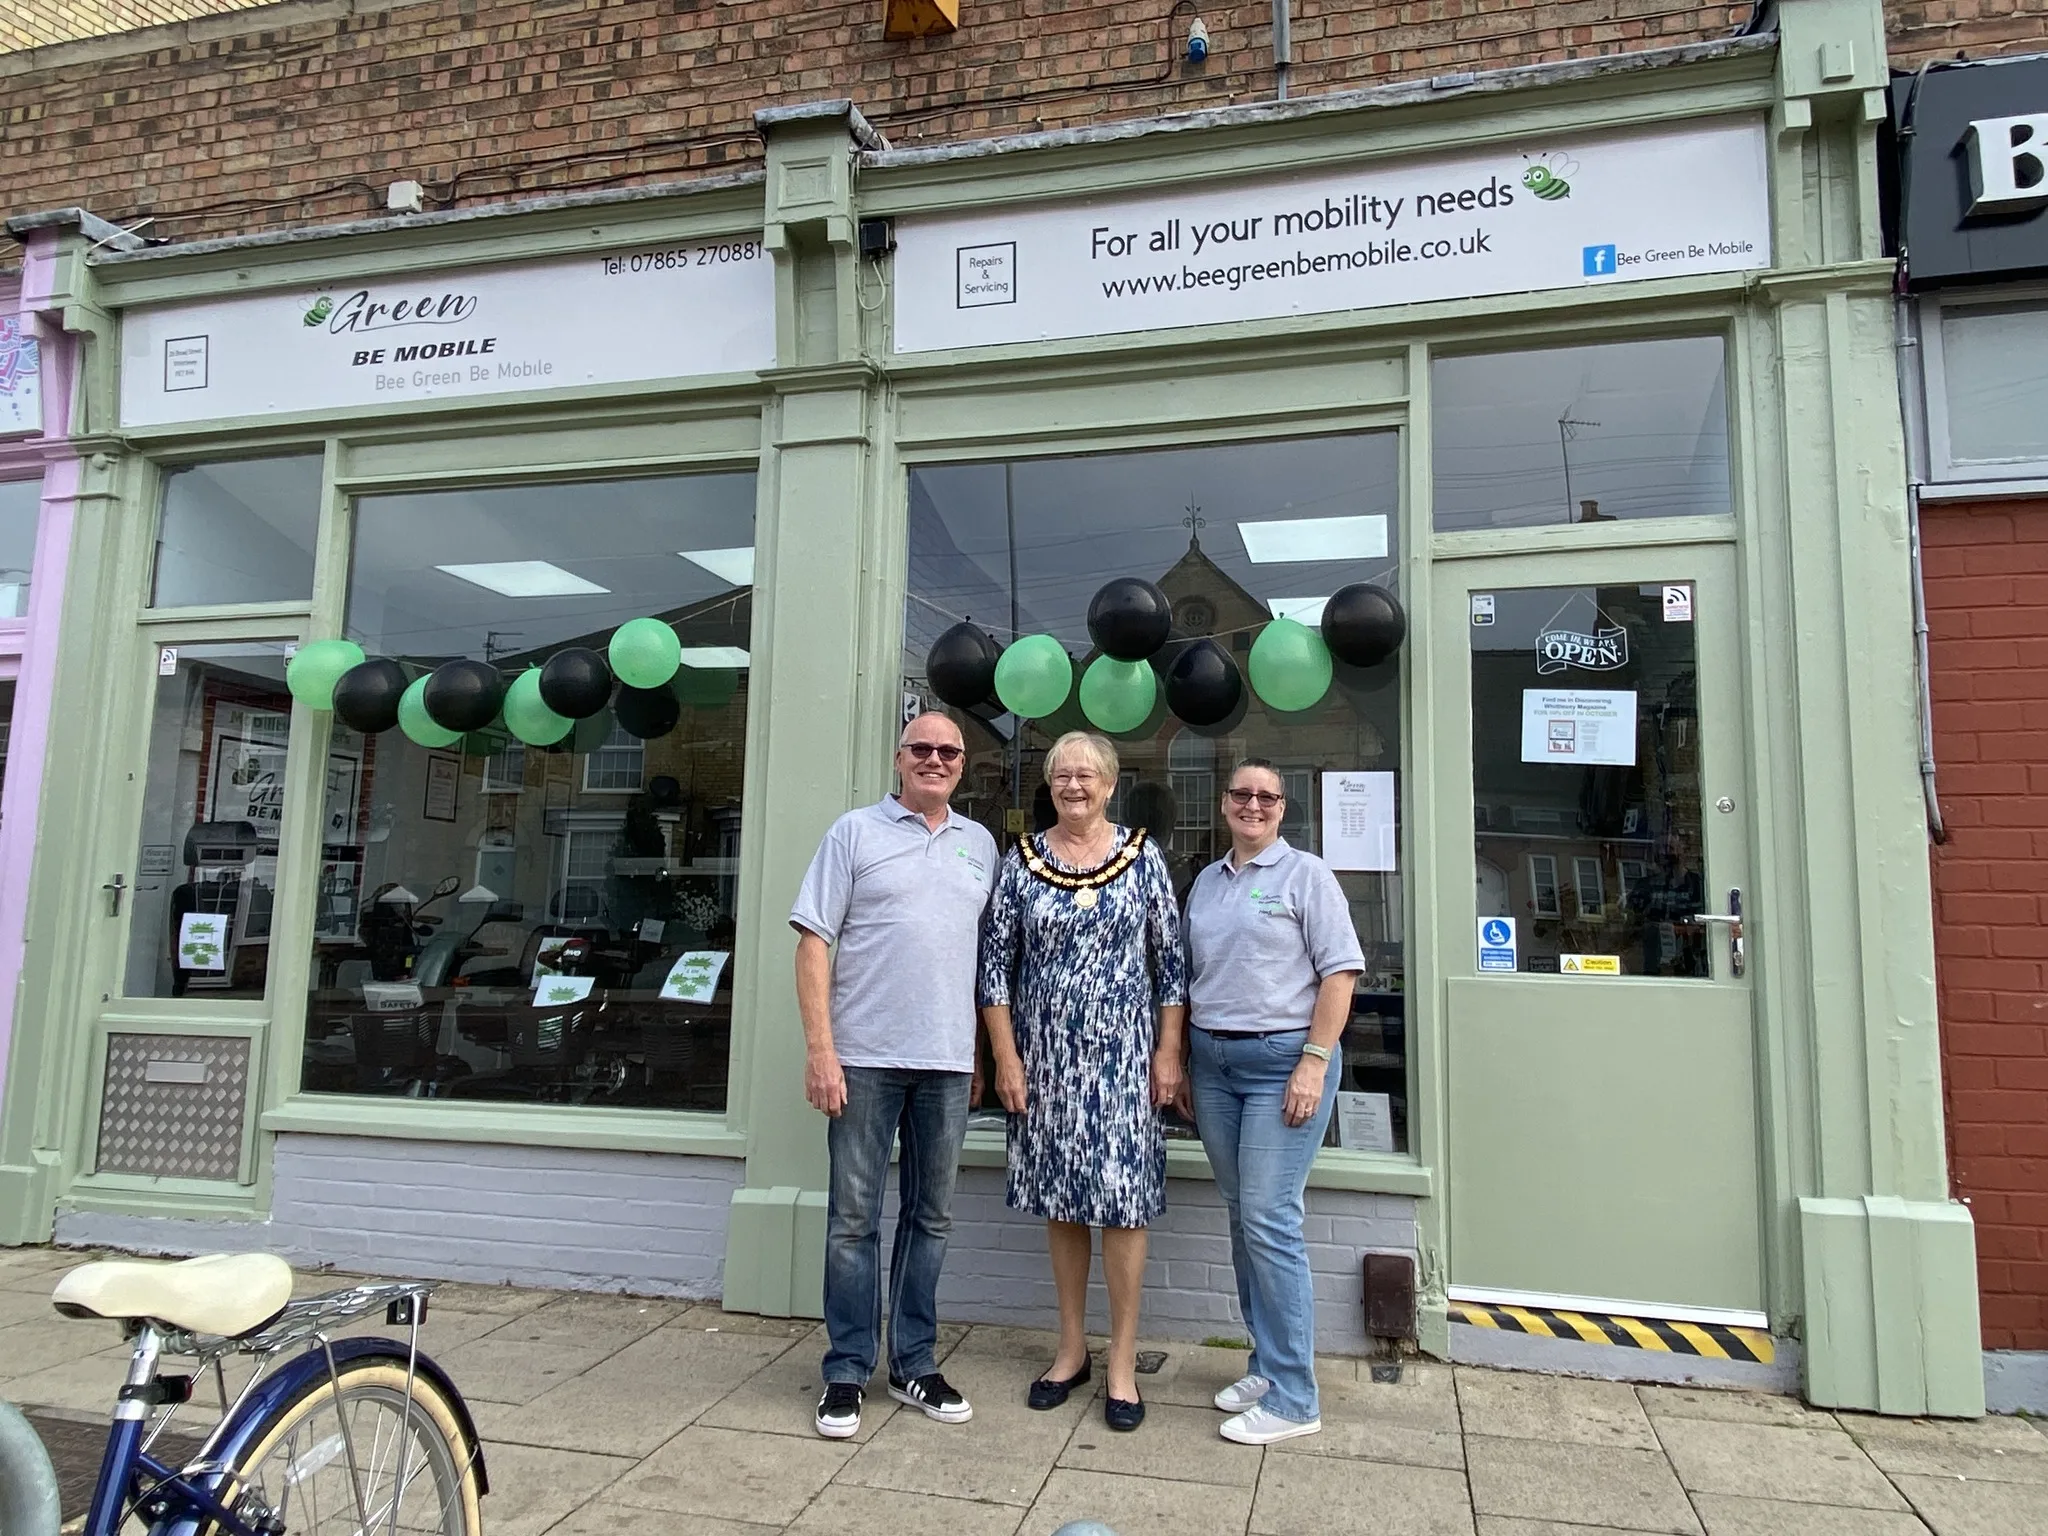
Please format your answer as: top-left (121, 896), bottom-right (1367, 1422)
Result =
top-left (1105, 1394), bottom-right (1145, 1432)
top-left (1028, 1359), bottom-right (1091, 1410)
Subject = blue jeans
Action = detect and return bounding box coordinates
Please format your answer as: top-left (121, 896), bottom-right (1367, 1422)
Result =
top-left (822, 1066), bottom-right (972, 1386)
top-left (1190, 1028), bottom-right (1341, 1422)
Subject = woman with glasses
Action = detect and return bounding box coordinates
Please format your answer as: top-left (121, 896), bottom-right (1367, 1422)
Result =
top-left (1182, 758), bottom-right (1364, 1445)
top-left (979, 730), bottom-right (1186, 1432)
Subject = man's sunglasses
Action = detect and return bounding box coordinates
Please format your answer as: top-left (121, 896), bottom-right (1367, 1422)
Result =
top-left (1226, 788), bottom-right (1284, 808)
top-left (903, 742), bottom-right (965, 763)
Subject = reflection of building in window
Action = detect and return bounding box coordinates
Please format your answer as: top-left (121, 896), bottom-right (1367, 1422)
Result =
top-left (1166, 732), bottom-right (1215, 865)
top-left (557, 822), bottom-right (619, 925)
top-left (583, 721), bottom-right (644, 792)
top-left (1618, 858), bottom-right (1647, 904)
top-left (1528, 853), bottom-right (1561, 917)
top-left (1573, 855), bottom-right (1605, 919)
top-left (483, 741), bottom-right (524, 794)
top-left (1278, 766), bottom-right (1314, 851)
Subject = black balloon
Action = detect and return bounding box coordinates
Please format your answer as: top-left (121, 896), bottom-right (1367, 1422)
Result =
top-left (539, 647), bottom-right (613, 719)
top-left (1087, 578), bottom-right (1173, 662)
top-left (1188, 684), bottom-right (1252, 738)
top-left (614, 683), bottom-right (680, 740)
top-left (1164, 638), bottom-right (1243, 727)
top-left (331, 659), bottom-right (409, 735)
top-left (925, 622), bottom-right (1001, 709)
top-left (423, 659), bottom-right (507, 733)
top-left (1321, 583), bottom-right (1407, 668)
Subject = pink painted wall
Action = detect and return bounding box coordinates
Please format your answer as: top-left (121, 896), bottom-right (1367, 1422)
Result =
top-left (0, 234), bottom-right (79, 1116)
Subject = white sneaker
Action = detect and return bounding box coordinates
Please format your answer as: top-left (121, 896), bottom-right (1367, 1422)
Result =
top-left (1213, 1373), bottom-right (1271, 1413)
top-left (1220, 1404), bottom-right (1321, 1445)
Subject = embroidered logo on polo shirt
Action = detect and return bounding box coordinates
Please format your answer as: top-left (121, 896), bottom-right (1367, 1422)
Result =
top-left (1248, 886), bottom-right (1286, 917)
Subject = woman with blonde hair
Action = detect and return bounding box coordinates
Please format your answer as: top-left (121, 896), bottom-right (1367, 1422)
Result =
top-left (979, 731), bottom-right (1186, 1431)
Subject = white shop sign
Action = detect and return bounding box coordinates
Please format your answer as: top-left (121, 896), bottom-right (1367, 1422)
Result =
top-left (120, 237), bottom-right (776, 427)
top-left (893, 117), bottom-right (1770, 353)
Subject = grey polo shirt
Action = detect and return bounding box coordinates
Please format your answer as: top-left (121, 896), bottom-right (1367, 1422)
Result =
top-left (1185, 838), bottom-right (1365, 1035)
top-left (789, 797), bottom-right (999, 1073)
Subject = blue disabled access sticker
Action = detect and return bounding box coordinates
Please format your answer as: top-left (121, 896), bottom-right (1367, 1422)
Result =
top-left (1478, 916), bottom-right (1517, 972)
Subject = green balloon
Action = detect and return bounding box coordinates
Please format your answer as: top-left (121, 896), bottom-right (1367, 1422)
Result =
top-left (398, 674), bottom-right (462, 748)
top-left (504, 667), bottom-right (573, 746)
top-left (672, 664), bottom-right (738, 709)
top-left (609, 617), bottom-right (681, 689)
top-left (994, 634), bottom-right (1073, 719)
top-left (1249, 617), bottom-right (1334, 712)
top-left (286, 639), bottom-right (365, 710)
top-left (1080, 656), bottom-right (1157, 734)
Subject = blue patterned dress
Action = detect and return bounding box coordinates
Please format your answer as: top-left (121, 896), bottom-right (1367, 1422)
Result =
top-left (978, 828), bottom-right (1187, 1228)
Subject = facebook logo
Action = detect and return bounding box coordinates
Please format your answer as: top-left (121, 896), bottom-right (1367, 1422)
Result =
top-left (1582, 244), bottom-right (1618, 277)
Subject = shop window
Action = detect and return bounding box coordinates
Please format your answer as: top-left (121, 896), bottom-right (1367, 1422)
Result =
top-left (300, 471), bottom-right (756, 1114)
top-left (907, 433), bottom-right (1409, 1154)
top-left (1932, 299), bottom-right (2048, 473)
top-left (125, 641), bottom-right (298, 999)
top-left (1433, 338), bottom-right (1731, 532)
top-left (0, 479), bottom-right (38, 618)
top-left (153, 456), bottom-right (324, 608)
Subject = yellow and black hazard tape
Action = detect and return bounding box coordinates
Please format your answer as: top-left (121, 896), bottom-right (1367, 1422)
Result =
top-left (1450, 1301), bottom-right (1774, 1364)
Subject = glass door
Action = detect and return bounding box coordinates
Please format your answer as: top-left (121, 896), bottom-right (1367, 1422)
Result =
top-left (1436, 545), bottom-right (1763, 1314)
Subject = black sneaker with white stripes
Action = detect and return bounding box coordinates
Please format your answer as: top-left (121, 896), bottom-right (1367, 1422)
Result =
top-left (815, 1381), bottom-right (864, 1439)
top-left (888, 1371), bottom-right (973, 1423)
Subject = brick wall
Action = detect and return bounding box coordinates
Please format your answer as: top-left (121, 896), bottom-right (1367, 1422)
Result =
top-left (1923, 499), bottom-right (2048, 1355)
top-left (0, 1), bottom-right (275, 55)
top-left (0, 0), bottom-right (1754, 252)
top-left (1889, 1), bottom-right (2048, 68)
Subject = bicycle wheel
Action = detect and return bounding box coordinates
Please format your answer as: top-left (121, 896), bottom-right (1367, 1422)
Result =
top-left (209, 1357), bottom-right (481, 1536)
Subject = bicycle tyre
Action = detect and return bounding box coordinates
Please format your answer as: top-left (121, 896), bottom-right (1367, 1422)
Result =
top-left (201, 1356), bottom-right (481, 1536)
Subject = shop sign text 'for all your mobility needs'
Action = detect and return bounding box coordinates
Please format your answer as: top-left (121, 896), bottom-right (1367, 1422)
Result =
top-left (891, 118), bottom-right (1771, 352)
top-left (119, 239), bottom-right (776, 427)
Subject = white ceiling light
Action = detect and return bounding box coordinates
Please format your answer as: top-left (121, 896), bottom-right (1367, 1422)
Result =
top-left (1237, 514), bottom-right (1388, 564)
top-left (1267, 596), bottom-right (1331, 626)
top-left (678, 547), bottom-right (755, 586)
top-left (678, 646), bottom-right (750, 669)
top-left (434, 561), bottom-right (609, 598)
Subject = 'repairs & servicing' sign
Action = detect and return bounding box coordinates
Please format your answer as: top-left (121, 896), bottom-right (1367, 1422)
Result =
top-left (890, 116), bottom-right (1772, 353)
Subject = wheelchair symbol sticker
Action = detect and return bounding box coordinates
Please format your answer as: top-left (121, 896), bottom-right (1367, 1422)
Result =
top-left (1478, 917), bottom-right (1518, 972)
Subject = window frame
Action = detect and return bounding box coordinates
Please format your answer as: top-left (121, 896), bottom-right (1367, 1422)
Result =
top-left (1528, 853), bottom-right (1562, 918)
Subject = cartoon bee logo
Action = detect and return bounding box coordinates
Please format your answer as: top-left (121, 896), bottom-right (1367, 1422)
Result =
top-left (1522, 153), bottom-right (1578, 201)
top-left (302, 295), bottom-right (333, 327)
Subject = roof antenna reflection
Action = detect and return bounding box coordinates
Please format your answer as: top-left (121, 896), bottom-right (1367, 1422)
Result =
top-left (1557, 411), bottom-right (1600, 525)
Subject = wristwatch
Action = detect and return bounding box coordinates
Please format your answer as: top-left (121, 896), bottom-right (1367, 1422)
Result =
top-left (1299, 1042), bottom-right (1332, 1062)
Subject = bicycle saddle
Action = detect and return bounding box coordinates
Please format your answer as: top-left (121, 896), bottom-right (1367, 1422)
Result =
top-left (52, 1253), bottom-right (293, 1338)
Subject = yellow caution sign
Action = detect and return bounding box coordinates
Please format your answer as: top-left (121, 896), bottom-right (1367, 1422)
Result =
top-left (1451, 1301), bottom-right (1773, 1363)
top-left (1560, 954), bottom-right (1620, 975)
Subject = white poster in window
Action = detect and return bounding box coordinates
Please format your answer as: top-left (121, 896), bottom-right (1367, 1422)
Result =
top-left (661, 950), bottom-right (730, 1003)
top-left (1336, 1091), bottom-right (1395, 1153)
top-left (1321, 771), bottom-right (1396, 871)
top-left (532, 974), bottom-right (595, 1008)
top-left (207, 707), bottom-right (292, 840)
top-left (177, 911), bottom-right (227, 970)
top-left (1520, 690), bottom-right (1637, 767)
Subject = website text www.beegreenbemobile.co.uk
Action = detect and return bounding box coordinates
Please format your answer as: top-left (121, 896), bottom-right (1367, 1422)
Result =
top-left (1098, 230), bottom-right (1494, 298)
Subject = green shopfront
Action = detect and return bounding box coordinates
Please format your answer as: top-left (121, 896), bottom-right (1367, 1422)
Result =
top-left (0, 2), bottom-right (1986, 1415)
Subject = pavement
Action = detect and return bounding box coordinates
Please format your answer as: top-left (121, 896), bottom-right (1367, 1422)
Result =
top-left (2, 1244), bottom-right (2044, 1535)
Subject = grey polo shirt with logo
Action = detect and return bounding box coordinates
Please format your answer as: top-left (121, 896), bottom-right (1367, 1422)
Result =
top-left (1185, 837), bottom-right (1366, 1035)
top-left (789, 796), bottom-right (999, 1074)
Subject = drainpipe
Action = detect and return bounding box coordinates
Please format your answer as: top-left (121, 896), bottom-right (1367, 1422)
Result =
top-left (1895, 296), bottom-right (1948, 844)
top-left (1272, 0), bottom-right (1292, 101)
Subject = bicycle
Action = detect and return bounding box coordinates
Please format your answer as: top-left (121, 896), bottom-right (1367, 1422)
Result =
top-left (0, 1252), bottom-right (487, 1536)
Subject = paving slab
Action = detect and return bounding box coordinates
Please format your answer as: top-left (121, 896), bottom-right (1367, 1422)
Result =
top-left (1893, 1471), bottom-right (2048, 1536)
top-left (1458, 1365), bottom-right (1660, 1451)
top-left (696, 1345), bottom-right (907, 1444)
top-left (1022, 1467), bottom-right (1254, 1536)
top-left (541, 1499), bottom-right (779, 1536)
top-left (836, 1347), bottom-right (1088, 1507)
top-left (1477, 1521), bottom-right (1696, 1536)
top-left (1837, 1413), bottom-right (2048, 1485)
top-left (1252, 1450), bottom-right (1476, 1535)
top-left (470, 1443), bottom-right (637, 1536)
top-left (787, 1483), bottom-right (1026, 1535)
top-left (1268, 1367), bottom-right (1467, 1470)
top-left (1639, 1384), bottom-right (1842, 1428)
top-left (470, 1324), bottom-right (801, 1456)
top-left (0, 1316), bottom-right (131, 1378)
top-left (1055, 1399), bottom-right (1264, 1486)
top-left (605, 1422), bottom-right (855, 1526)
top-left (675, 1303), bottom-right (822, 1339)
top-left (1466, 1433), bottom-right (1702, 1535)
top-left (433, 1305), bottom-right (666, 1406)
top-left (1692, 1492), bottom-right (1934, 1535)
top-left (0, 1288), bottom-right (59, 1328)
top-left (1653, 1417), bottom-right (1911, 1511)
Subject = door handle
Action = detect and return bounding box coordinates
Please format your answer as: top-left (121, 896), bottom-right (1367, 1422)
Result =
top-left (102, 874), bottom-right (127, 917)
top-left (1690, 887), bottom-right (1743, 978)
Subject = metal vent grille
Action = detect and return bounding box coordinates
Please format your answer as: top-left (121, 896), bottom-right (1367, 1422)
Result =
top-left (96, 1034), bottom-right (250, 1181)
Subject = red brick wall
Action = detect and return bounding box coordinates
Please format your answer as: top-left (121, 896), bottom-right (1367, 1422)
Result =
top-left (1924, 499), bottom-right (2048, 1354)
top-left (0, 0), bottom-right (1753, 250)
top-left (1889, 0), bottom-right (2048, 68)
